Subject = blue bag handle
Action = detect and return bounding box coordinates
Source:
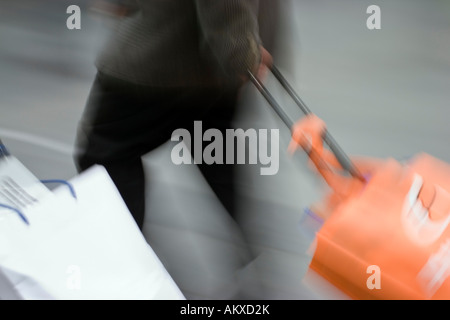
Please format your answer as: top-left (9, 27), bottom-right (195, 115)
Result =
top-left (0, 140), bottom-right (10, 158)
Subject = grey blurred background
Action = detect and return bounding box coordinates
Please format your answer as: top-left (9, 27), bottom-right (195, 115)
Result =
top-left (1, 0), bottom-right (449, 299)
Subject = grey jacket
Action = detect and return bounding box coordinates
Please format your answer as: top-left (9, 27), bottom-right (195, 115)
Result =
top-left (95, 0), bottom-right (267, 87)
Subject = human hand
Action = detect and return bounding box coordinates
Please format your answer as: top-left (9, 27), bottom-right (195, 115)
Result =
top-left (255, 46), bottom-right (273, 81)
top-left (241, 46), bottom-right (272, 85)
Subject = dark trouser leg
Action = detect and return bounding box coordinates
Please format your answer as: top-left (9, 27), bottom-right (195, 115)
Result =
top-left (74, 73), bottom-right (166, 229)
top-left (103, 159), bottom-right (146, 228)
top-left (75, 73), bottom-right (262, 297)
top-left (191, 89), bottom-right (239, 220)
top-left (74, 72), bottom-right (238, 229)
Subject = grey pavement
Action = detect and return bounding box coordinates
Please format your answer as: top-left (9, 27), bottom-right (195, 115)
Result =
top-left (1, 0), bottom-right (449, 300)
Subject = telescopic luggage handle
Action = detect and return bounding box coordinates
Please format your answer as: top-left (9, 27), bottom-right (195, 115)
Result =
top-left (248, 65), bottom-right (364, 181)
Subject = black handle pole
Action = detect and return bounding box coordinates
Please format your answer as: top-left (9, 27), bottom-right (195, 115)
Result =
top-left (249, 67), bottom-right (364, 181)
top-left (247, 71), bottom-right (294, 129)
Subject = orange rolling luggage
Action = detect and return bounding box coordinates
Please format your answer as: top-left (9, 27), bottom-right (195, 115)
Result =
top-left (251, 66), bottom-right (450, 300)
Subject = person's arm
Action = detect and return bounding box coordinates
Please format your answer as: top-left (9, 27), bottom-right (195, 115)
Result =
top-left (195, 0), bottom-right (271, 82)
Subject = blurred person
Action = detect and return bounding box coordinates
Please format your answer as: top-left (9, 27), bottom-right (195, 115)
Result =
top-left (75, 0), bottom-right (275, 230)
top-left (74, 0), bottom-right (286, 300)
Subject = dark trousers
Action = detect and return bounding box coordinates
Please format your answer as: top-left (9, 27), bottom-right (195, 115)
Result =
top-left (74, 72), bottom-right (240, 230)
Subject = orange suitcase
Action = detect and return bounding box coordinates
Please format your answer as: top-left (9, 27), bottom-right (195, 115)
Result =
top-left (252, 66), bottom-right (450, 300)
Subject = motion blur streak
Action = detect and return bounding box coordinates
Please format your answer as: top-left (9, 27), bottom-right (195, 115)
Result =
top-left (1, 0), bottom-right (449, 299)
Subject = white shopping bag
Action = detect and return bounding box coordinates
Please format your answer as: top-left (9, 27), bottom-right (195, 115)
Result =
top-left (0, 155), bottom-right (185, 300)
